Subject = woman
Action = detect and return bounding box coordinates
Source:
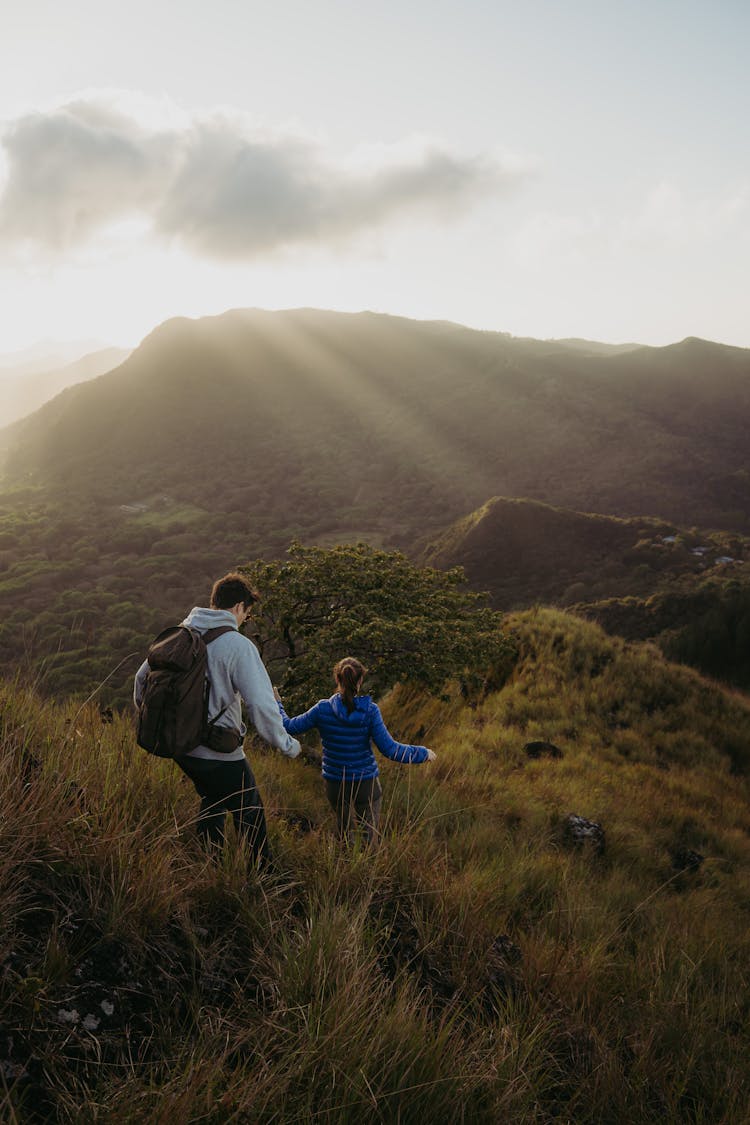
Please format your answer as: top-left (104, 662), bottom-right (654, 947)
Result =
top-left (275, 657), bottom-right (436, 844)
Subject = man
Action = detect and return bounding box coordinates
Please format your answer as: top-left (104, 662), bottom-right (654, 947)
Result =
top-left (134, 572), bottom-right (300, 868)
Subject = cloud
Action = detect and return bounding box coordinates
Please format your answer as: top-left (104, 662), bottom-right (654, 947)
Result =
top-left (0, 100), bottom-right (174, 250)
top-left (0, 95), bottom-right (523, 260)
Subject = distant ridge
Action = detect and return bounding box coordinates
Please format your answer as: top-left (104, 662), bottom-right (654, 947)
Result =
top-left (2, 306), bottom-right (749, 535)
top-left (541, 337), bottom-right (643, 356)
top-left (0, 338), bottom-right (108, 374)
top-left (423, 496), bottom-right (653, 607)
top-left (422, 495), bottom-right (747, 609)
top-left (0, 346), bottom-right (131, 430)
top-left (422, 494), bottom-right (750, 688)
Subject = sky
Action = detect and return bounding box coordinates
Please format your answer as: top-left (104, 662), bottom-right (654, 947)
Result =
top-left (0, 0), bottom-right (748, 353)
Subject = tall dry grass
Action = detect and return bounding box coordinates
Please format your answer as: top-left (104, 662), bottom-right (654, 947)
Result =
top-left (1, 609), bottom-right (749, 1122)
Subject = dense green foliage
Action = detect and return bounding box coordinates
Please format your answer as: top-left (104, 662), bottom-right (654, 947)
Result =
top-left (242, 541), bottom-right (516, 712)
top-left (1, 609), bottom-right (749, 1122)
top-left (0, 490), bottom-right (259, 708)
top-left (582, 576), bottom-right (750, 687)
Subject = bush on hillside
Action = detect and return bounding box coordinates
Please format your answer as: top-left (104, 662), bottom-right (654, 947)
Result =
top-left (242, 542), bottom-right (516, 713)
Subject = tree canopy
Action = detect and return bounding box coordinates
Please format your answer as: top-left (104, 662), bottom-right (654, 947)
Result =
top-left (241, 542), bottom-right (515, 712)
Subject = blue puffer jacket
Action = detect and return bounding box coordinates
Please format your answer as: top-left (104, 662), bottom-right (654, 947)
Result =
top-left (277, 693), bottom-right (429, 781)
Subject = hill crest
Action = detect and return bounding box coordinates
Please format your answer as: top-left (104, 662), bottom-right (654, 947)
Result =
top-left (2, 307), bottom-right (749, 536)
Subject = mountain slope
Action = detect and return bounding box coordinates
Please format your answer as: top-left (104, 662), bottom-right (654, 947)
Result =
top-left (0, 346), bottom-right (131, 430)
top-left (1, 308), bottom-right (749, 705)
top-left (422, 495), bottom-right (748, 608)
top-left (422, 495), bottom-right (750, 687)
top-left (2, 309), bottom-right (750, 535)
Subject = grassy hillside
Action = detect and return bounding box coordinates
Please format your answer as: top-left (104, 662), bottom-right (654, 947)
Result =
top-left (2, 610), bottom-right (748, 1122)
top-left (423, 496), bottom-right (750, 688)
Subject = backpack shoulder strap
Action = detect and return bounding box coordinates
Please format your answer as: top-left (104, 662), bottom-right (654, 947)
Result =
top-left (198, 625), bottom-right (236, 735)
top-left (201, 625), bottom-right (236, 646)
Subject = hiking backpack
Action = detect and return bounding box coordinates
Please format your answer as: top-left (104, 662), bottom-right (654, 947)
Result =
top-left (136, 625), bottom-right (235, 759)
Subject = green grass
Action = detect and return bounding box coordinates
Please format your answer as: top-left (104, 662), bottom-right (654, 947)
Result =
top-left (1, 609), bottom-right (749, 1121)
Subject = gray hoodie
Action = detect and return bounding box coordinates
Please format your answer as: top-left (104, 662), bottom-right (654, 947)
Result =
top-left (134, 606), bottom-right (301, 763)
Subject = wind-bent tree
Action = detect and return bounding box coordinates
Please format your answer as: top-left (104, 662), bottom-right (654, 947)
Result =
top-left (242, 542), bottom-right (515, 712)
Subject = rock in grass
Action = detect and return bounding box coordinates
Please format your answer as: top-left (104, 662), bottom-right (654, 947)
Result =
top-left (671, 846), bottom-right (704, 872)
top-left (564, 814), bottom-right (606, 854)
top-left (524, 740), bottom-right (563, 760)
top-left (490, 935), bottom-right (522, 966)
top-left (281, 812), bottom-right (316, 834)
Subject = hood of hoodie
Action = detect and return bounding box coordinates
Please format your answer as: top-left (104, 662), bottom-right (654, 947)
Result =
top-left (330, 693), bottom-right (372, 724)
top-left (182, 606), bottom-right (239, 634)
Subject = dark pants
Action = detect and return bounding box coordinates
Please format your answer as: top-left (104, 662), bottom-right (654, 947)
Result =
top-left (325, 776), bottom-right (382, 846)
top-left (178, 756), bottom-right (271, 867)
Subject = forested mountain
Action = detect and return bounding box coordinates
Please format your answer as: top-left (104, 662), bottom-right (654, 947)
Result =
top-left (423, 496), bottom-right (750, 688)
top-left (423, 496), bottom-right (748, 608)
top-left (0, 308), bottom-right (749, 703)
top-left (3, 310), bottom-right (750, 535)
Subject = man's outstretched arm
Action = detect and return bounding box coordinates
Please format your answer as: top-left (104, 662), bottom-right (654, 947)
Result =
top-left (232, 640), bottom-right (301, 758)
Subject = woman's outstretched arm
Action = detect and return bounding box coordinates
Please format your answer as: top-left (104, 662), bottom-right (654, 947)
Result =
top-left (369, 703), bottom-right (435, 763)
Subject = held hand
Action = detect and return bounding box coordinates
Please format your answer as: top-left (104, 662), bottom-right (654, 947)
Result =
top-left (425, 749), bottom-right (437, 762)
top-left (273, 686), bottom-right (281, 702)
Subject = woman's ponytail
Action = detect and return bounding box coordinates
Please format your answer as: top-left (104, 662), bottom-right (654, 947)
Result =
top-left (334, 657), bottom-right (367, 713)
